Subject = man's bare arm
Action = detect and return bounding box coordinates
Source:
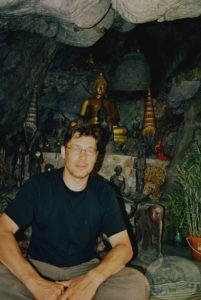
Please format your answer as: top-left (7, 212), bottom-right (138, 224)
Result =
top-left (90, 230), bottom-right (133, 282)
top-left (0, 213), bottom-right (65, 300)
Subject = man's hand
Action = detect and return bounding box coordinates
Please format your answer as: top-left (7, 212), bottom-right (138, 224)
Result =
top-left (57, 230), bottom-right (132, 300)
top-left (58, 272), bottom-right (101, 300)
top-left (26, 277), bottom-right (66, 300)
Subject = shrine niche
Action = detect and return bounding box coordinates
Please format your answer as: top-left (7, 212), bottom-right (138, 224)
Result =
top-left (0, 68), bottom-right (171, 272)
top-left (71, 72), bottom-right (128, 144)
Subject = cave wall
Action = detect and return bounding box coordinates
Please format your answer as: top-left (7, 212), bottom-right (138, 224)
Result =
top-left (0, 18), bottom-right (201, 194)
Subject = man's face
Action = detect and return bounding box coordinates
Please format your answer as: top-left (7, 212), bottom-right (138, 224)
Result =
top-left (61, 133), bottom-right (98, 180)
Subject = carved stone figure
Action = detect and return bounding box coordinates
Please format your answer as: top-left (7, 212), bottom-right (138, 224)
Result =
top-left (133, 148), bottom-right (147, 194)
top-left (110, 165), bottom-right (125, 194)
top-left (53, 115), bottom-right (69, 143)
top-left (135, 201), bottom-right (164, 266)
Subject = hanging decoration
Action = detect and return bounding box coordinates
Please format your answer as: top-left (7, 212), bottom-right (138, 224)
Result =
top-left (142, 88), bottom-right (156, 155)
top-left (23, 85), bottom-right (38, 145)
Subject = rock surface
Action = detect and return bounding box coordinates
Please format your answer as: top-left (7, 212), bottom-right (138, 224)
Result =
top-left (1, 1), bottom-right (201, 46)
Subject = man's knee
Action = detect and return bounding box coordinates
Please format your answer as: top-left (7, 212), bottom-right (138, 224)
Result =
top-left (95, 267), bottom-right (150, 300)
top-left (116, 267), bottom-right (150, 299)
top-left (0, 263), bottom-right (32, 300)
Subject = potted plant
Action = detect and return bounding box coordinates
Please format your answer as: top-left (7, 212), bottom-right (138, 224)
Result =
top-left (176, 141), bottom-right (201, 260)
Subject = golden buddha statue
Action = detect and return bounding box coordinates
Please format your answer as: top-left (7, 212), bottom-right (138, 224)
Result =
top-left (72, 72), bottom-right (127, 144)
top-left (80, 72), bottom-right (119, 125)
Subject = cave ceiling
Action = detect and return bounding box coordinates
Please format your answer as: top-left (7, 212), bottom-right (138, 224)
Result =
top-left (1, 0), bottom-right (201, 46)
top-left (1, 1), bottom-right (201, 142)
top-left (1, 1), bottom-right (201, 93)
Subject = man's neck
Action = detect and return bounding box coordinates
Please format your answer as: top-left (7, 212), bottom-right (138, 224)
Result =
top-left (63, 169), bottom-right (89, 192)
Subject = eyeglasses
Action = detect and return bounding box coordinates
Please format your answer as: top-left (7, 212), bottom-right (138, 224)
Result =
top-left (66, 145), bottom-right (97, 156)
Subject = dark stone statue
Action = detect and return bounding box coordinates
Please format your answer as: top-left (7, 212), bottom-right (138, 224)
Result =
top-left (133, 148), bottom-right (147, 194)
top-left (134, 201), bottom-right (164, 267)
top-left (110, 165), bottom-right (125, 194)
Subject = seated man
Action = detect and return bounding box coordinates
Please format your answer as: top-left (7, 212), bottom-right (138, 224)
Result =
top-left (0, 123), bottom-right (149, 300)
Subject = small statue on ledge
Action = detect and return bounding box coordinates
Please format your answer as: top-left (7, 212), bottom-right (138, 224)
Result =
top-left (154, 140), bottom-right (170, 161)
top-left (133, 148), bottom-right (147, 194)
top-left (71, 72), bottom-right (127, 144)
top-left (132, 162), bottom-right (166, 267)
top-left (110, 165), bottom-right (125, 194)
top-left (134, 201), bottom-right (164, 267)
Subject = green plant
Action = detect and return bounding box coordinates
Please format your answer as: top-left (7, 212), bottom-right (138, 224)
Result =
top-left (168, 189), bottom-right (187, 230)
top-left (176, 141), bottom-right (201, 237)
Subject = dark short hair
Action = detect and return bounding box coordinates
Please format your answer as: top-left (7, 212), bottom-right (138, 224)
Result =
top-left (63, 124), bottom-right (109, 153)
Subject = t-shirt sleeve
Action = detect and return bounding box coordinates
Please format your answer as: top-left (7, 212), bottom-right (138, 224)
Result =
top-left (4, 178), bottom-right (38, 228)
top-left (100, 183), bottom-right (126, 237)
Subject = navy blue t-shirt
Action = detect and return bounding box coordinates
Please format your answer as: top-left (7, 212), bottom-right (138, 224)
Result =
top-left (5, 168), bottom-right (126, 267)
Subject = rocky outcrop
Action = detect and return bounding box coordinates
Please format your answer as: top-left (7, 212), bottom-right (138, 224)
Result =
top-left (0, 33), bottom-right (57, 136)
top-left (1, 1), bottom-right (201, 46)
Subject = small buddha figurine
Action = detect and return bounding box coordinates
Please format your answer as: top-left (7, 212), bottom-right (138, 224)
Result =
top-left (72, 73), bottom-right (127, 144)
top-left (110, 165), bottom-right (125, 194)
